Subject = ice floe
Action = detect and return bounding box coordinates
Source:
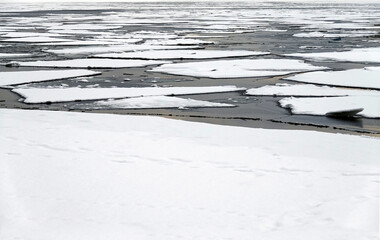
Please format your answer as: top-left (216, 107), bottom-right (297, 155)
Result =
top-left (246, 83), bottom-right (380, 97)
top-left (293, 31), bottom-right (378, 38)
top-left (0, 36), bottom-right (72, 43)
top-left (286, 47), bottom-right (380, 63)
top-left (92, 96), bottom-right (234, 109)
top-left (0, 108), bottom-right (378, 240)
top-left (0, 53), bottom-right (32, 58)
top-left (279, 96), bottom-right (380, 118)
top-left (151, 59), bottom-right (327, 78)
top-left (12, 58), bottom-right (169, 69)
top-left (0, 69), bottom-right (100, 86)
top-left (95, 50), bottom-right (269, 60)
top-left (284, 67), bottom-right (380, 90)
top-left (44, 44), bottom-right (200, 56)
top-left (144, 38), bottom-right (214, 46)
top-left (13, 85), bottom-right (246, 103)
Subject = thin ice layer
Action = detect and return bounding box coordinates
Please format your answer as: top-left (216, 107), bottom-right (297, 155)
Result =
top-left (12, 85), bottom-right (246, 103)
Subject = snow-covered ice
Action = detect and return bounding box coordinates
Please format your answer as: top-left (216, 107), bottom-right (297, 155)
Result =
top-left (286, 47), bottom-right (380, 63)
top-left (279, 96), bottom-right (380, 118)
top-left (44, 44), bottom-right (200, 56)
top-left (246, 83), bottom-right (380, 97)
top-left (284, 67), bottom-right (380, 90)
top-left (293, 31), bottom-right (377, 38)
top-left (0, 36), bottom-right (72, 43)
top-left (151, 59), bottom-right (326, 78)
top-left (12, 58), bottom-right (169, 69)
top-left (95, 50), bottom-right (270, 60)
top-left (92, 96), bottom-right (234, 109)
top-left (12, 85), bottom-right (246, 103)
top-left (0, 70), bottom-right (101, 86)
top-left (0, 109), bottom-right (378, 240)
top-left (0, 53), bottom-right (31, 58)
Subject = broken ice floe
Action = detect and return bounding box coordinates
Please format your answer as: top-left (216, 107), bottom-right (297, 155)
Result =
top-left (91, 96), bottom-right (234, 109)
top-left (293, 31), bottom-right (377, 38)
top-left (279, 96), bottom-right (380, 118)
top-left (44, 44), bottom-right (200, 56)
top-left (0, 69), bottom-right (100, 86)
top-left (284, 67), bottom-right (380, 90)
top-left (0, 36), bottom-right (72, 43)
top-left (12, 85), bottom-right (246, 103)
top-left (94, 50), bottom-right (270, 60)
top-left (286, 47), bottom-right (380, 63)
top-left (0, 53), bottom-right (32, 58)
top-left (11, 58), bottom-right (169, 69)
top-left (150, 59), bottom-right (327, 78)
top-left (246, 83), bottom-right (380, 97)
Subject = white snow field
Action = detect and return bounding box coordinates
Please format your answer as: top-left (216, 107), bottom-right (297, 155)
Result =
top-left (246, 83), bottom-right (380, 97)
top-left (286, 47), bottom-right (380, 63)
top-left (0, 109), bottom-right (378, 240)
top-left (93, 96), bottom-right (234, 109)
top-left (12, 85), bottom-right (245, 103)
top-left (284, 67), bottom-right (380, 90)
top-left (150, 59), bottom-right (326, 78)
top-left (95, 50), bottom-right (270, 60)
top-left (13, 59), bottom-right (169, 69)
top-left (279, 96), bottom-right (380, 118)
top-left (0, 70), bottom-right (101, 86)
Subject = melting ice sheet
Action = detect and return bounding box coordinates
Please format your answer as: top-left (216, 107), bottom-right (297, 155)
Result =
top-left (286, 47), bottom-right (380, 63)
top-left (12, 85), bottom-right (246, 103)
top-left (284, 67), bottom-right (380, 90)
top-left (95, 50), bottom-right (269, 60)
top-left (279, 96), bottom-right (380, 118)
top-left (246, 83), bottom-right (380, 97)
top-left (0, 109), bottom-right (378, 240)
top-left (12, 58), bottom-right (169, 69)
top-left (92, 96), bottom-right (234, 109)
top-left (150, 59), bottom-right (326, 78)
top-left (0, 69), bottom-right (101, 86)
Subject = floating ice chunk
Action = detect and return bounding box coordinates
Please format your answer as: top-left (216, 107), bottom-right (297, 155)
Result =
top-left (49, 24), bottom-right (123, 30)
top-left (144, 38), bottom-right (214, 45)
top-left (12, 58), bottom-right (169, 69)
top-left (293, 31), bottom-right (377, 38)
top-left (44, 44), bottom-right (200, 56)
top-left (92, 96), bottom-right (234, 109)
top-left (0, 70), bottom-right (100, 86)
top-left (0, 108), bottom-right (378, 240)
top-left (0, 32), bottom-right (68, 38)
top-left (1, 36), bottom-right (72, 43)
top-left (0, 53), bottom-right (32, 58)
top-left (95, 50), bottom-right (270, 60)
top-left (279, 96), bottom-right (380, 118)
top-left (151, 59), bottom-right (327, 78)
top-left (13, 85), bottom-right (246, 103)
top-left (286, 47), bottom-right (380, 63)
top-left (246, 83), bottom-right (380, 97)
top-left (284, 67), bottom-right (380, 90)
top-left (37, 40), bottom-right (124, 46)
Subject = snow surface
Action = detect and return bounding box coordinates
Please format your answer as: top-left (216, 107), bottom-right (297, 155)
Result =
top-left (44, 44), bottom-right (200, 56)
top-left (93, 96), bottom-right (234, 109)
top-left (286, 47), bottom-right (380, 63)
top-left (279, 96), bottom-right (380, 118)
top-left (0, 53), bottom-right (31, 58)
top-left (13, 59), bottom-right (169, 69)
top-left (0, 36), bottom-right (72, 43)
top-left (95, 50), bottom-right (270, 60)
top-left (0, 109), bottom-right (378, 240)
top-left (246, 83), bottom-right (380, 97)
top-left (12, 85), bottom-right (246, 103)
top-left (151, 59), bottom-right (326, 78)
top-left (0, 70), bottom-right (101, 86)
top-left (284, 67), bottom-right (380, 90)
